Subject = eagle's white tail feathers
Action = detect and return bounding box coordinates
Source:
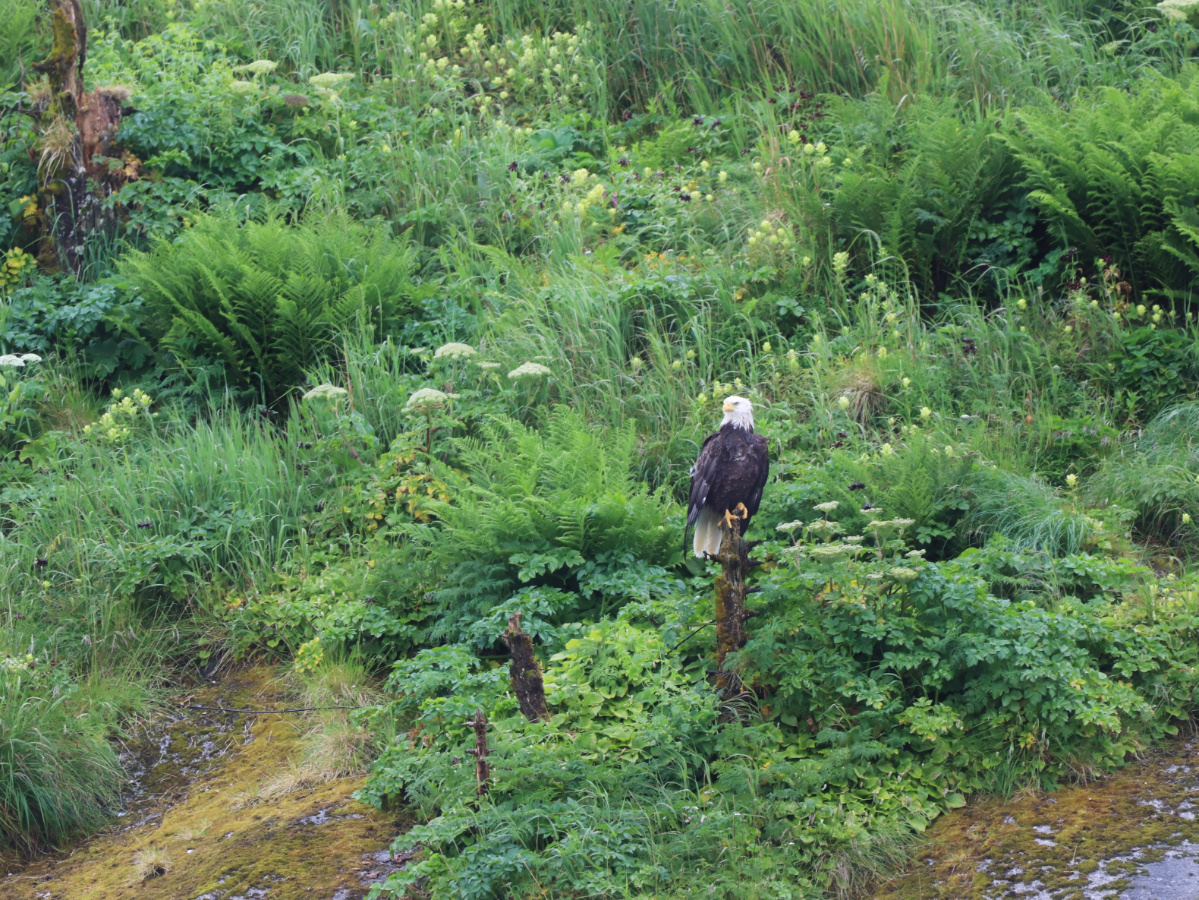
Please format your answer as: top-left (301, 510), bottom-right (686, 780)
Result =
top-left (693, 507), bottom-right (724, 558)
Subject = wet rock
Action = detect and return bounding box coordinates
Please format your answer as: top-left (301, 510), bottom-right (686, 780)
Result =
top-left (878, 740), bottom-right (1199, 900)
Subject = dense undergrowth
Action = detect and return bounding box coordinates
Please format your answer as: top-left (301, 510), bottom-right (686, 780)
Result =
top-left (7, 0), bottom-right (1199, 895)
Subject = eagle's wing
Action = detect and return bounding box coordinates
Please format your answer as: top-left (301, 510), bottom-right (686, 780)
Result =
top-left (743, 433), bottom-right (770, 522)
top-left (687, 431), bottom-right (721, 527)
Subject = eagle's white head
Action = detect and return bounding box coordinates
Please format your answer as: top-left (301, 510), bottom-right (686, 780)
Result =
top-left (721, 395), bottom-right (754, 431)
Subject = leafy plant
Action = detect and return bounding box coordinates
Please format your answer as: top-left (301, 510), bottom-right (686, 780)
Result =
top-left (0, 275), bottom-right (149, 380)
top-left (0, 352), bottom-right (44, 460)
top-left (738, 551), bottom-right (1184, 800)
top-left (1108, 325), bottom-right (1196, 421)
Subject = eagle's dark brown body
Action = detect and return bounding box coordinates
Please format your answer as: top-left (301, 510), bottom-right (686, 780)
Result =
top-left (687, 421), bottom-right (769, 557)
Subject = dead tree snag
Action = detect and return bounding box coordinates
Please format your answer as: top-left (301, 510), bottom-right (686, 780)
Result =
top-left (713, 511), bottom-right (753, 699)
top-left (714, 514), bottom-right (750, 666)
top-left (464, 709), bottom-right (491, 797)
top-left (29, 0), bottom-right (136, 274)
top-left (502, 612), bottom-right (549, 722)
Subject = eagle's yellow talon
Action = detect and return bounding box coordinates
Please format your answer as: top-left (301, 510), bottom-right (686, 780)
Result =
top-left (721, 504), bottom-right (751, 530)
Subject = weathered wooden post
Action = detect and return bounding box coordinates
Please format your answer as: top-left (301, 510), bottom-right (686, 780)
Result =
top-left (502, 612), bottom-right (549, 722)
top-left (464, 709), bottom-right (490, 797)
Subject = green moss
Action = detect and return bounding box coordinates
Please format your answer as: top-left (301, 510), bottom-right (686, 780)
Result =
top-left (40, 8), bottom-right (77, 96)
top-left (2, 667), bottom-right (408, 900)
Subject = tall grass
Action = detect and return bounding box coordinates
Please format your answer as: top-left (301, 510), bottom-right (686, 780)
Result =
top-left (479, 258), bottom-right (775, 487)
top-left (0, 668), bottom-right (125, 853)
top-left (961, 465), bottom-right (1097, 555)
top-left (1088, 403), bottom-right (1199, 543)
top-left (90, 0), bottom-right (1186, 113)
top-left (5, 411), bottom-right (318, 614)
top-left (0, 405), bottom-right (324, 850)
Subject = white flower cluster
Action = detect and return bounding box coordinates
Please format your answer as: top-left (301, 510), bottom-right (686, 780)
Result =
top-left (0, 353), bottom-right (42, 367)
top-left (433, 342), bottom-right (477, 360)
top-left (308, 72), bottom-right (354, 90)
top-left (302, 384), bottom-right (349, 402)
top-left (508, 361), bottom-right (552, 380)
top-left (235, 59), bottom-right (278, 77)
top-left (405, 387), bottom-right (451, 413)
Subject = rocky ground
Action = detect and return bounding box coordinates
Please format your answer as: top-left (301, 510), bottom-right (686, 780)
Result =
top-left (2, 667), bottom-right (407, 900)
top-left (879, 738), bottom-right (1199, 900)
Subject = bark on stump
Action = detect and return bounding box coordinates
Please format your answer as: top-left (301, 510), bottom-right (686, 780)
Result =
top-left (502, 612), bottom-right (549, 722)
top-left (464, 709), bottom-right (491, 798)
top-left (29, 0), bottom-right (136, 274)
top-left (713, 514), bottom-right (752, 700)
top-left (714, 516), bottom-right (750, 664)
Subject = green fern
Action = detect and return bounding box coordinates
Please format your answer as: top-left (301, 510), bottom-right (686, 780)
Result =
top-left (410, 408), bottom-right (680, 644)
top-left (831, 98), bottom-right (1016, 296)
top-left (1003, 68), bottom-right (1199, 299)
top-left (121, 208), bottom-right (416, 404)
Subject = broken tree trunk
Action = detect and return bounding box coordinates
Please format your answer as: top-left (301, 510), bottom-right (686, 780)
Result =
top-left (30, 0), bottom-right (135, 274)
top-left (713, 513), bottom-right (752, 698)
top-left (464, 709), bottom-right (491, 798)
top-left (502, 612), bottom-right (549, 722)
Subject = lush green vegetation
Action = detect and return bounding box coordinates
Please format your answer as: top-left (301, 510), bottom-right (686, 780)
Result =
top-left (7, 0), bottom-right (1199, 894)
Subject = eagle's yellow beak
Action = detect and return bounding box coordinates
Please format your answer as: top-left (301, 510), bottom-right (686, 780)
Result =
top-left (722, 400), bottom-right (734, 413)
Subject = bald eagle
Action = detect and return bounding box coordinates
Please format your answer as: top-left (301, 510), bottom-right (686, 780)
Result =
top-left (687, 396), bottom-right (770, 558)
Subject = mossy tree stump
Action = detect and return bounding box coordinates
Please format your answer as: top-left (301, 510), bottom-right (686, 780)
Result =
top-left (502, 612), bottom-right (549, 722)
top-left (28, 0), bottom-right (136, 274)
top-left (713, 511), bottom-right (755, 699)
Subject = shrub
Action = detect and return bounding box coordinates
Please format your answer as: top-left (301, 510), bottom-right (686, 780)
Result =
top-left (360, 619), bottom-right (815, 900)
top-left (120, 209), bottom-right (417, 405)
top-left (1108, 325), bottom-right (1197, 421)
top-left (0, 275), bottom-right (149, 380)
top-left (737, 551), bottom-right (1186, 799)
top-left (87, 24), bottom-right (314, 194)
top-left (357, 527), bottom-right (1192, 899)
